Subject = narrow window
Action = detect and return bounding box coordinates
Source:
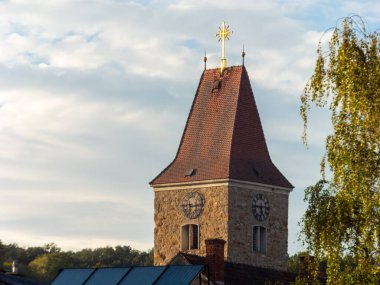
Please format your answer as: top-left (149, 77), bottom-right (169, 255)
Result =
top-left (253, 226), bottom-right (259, 251)
top-left (181, 224), bottom-right (199, 250)
top-left (260, 226), bottom-right (267, 253)
top-left (253, 226), bottom-right (267, 254)
top-left (191, 224), bottom-right (199, 249)
top-left (181, 225), bottom-right (189, 250)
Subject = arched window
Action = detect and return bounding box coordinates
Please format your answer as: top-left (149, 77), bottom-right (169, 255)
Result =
top-left (253, 226), bottom-right (267, 254)
top-left (181, 224), bottom-right (199, 250)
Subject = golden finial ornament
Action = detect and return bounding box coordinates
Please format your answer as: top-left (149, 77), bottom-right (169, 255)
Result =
top-left (216, 21), bottom-right (233, 74)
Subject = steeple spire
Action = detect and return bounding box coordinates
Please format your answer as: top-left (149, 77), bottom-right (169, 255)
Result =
top-left (216, 21), bottom-right (233, 74)
top-left (242, 44), bottom-right (246, 66)
top-left (203, 49), bottom-right (207, 70)
top-left (150, 66), bottom-right (293, 189)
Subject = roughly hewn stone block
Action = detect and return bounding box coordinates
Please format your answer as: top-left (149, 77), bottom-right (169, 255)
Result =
top-left (153, 181), bottom-right (289, 271)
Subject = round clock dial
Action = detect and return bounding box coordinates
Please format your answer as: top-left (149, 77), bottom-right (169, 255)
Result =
top-left (181, 192), bottom-right (205, 219)
top-left (252, 193), bottom-right (270, 221)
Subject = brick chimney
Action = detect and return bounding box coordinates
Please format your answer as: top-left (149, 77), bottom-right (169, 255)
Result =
top-left (205, 239), bottom-right (225, 284)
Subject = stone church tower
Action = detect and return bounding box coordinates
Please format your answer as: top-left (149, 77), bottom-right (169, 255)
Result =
top-left (150, 65), bottom-right (293, 270)
top-left (150, 24), bottom-right (293, 271)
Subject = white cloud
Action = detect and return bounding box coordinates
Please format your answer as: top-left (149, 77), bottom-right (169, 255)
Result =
top-left (342, 1), bottom-right (380, 24)
top-left (0, 0), bottom-right (377, 255)
top-left (0, 230), bottom-right (153, 252)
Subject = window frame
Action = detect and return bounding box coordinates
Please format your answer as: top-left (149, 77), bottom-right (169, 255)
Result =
top-left (253, 225), bottom-right (267, 254)
top-left (180, 224), bottom-right (200, 251)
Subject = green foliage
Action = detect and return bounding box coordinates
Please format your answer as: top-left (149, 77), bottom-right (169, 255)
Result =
top-left (0, 241), bottom-right (153, 284)
top-left (288, 252), bottom-right (305, 273)
top-left (0, 242), bottom-right (50, 272)
top-left (28, 252), bottom-right (79, 284)
top-left (300, 16), bottom-right (380, 284)
top-left (288, 251), bottom-right (327, 274)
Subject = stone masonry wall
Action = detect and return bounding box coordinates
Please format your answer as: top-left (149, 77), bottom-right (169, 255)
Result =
top-left (228, 186), bottom-right (289, 270)
top-left (154, 183), bottom-right (289, 270)
top-left (154, 185), bottom-right (229, 265)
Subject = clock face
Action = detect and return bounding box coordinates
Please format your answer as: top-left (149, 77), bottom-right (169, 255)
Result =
top-left (181, 192), bottom-right (205, 219)
top-left (252, 193), bottom-right (270, 221)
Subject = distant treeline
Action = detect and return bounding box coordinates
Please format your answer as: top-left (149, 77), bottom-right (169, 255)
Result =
top-left (0, 240), bottom-right (153, 284)
top-left (1, 240), bottom-right (359, 284)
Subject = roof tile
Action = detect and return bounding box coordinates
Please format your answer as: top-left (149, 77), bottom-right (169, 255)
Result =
top-left (151, 66), bottom-right (292, 188)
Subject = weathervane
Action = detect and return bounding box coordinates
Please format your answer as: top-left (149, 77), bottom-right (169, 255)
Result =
top-left (216, 21), bottom-right (233, 74)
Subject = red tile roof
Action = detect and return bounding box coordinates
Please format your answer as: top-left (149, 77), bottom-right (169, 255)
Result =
top-left (151, 66), bottom-right (293, 189)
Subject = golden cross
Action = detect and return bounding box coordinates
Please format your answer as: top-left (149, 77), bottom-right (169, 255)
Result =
top-left (216, 21), bottom-right (233, 73)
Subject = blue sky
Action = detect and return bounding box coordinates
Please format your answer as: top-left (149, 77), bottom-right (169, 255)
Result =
top-left (0, 0), bottom-right (379, 254)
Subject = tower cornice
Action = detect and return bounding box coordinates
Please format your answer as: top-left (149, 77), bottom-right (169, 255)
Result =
top-left (151, 178), bottom-right (293, 195)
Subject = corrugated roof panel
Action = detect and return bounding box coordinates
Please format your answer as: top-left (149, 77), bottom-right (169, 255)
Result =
top-left (84, 268), bottom-right (131, 285)
top-left (118, 266), bottom-right (166, 285)
top-left (50, 268), bottom-right (95, 285)
top-left (154, 265), bottom-right (204, 285)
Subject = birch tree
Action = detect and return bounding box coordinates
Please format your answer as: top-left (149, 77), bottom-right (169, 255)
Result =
top-left (300, 16), bottom-right (380, 284)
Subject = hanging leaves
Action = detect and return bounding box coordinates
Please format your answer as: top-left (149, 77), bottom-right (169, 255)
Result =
top-left (300, 16), bottom-right (380, 284)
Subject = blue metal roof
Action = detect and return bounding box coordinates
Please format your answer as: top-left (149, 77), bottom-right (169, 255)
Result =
top-left (50, 269), bottom-right (95, 285)
top-left (154, 265), bottom-right (204, 285)
top-left (118, 266), bottom-right (166, 285)
top-left (84, 268), bottom-right (131, 285)
top-left (50, 265), bottom-right (204, 285)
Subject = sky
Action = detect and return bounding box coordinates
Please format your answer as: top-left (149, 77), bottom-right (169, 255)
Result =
top-left (0, 0), bottom-right (379, 255)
